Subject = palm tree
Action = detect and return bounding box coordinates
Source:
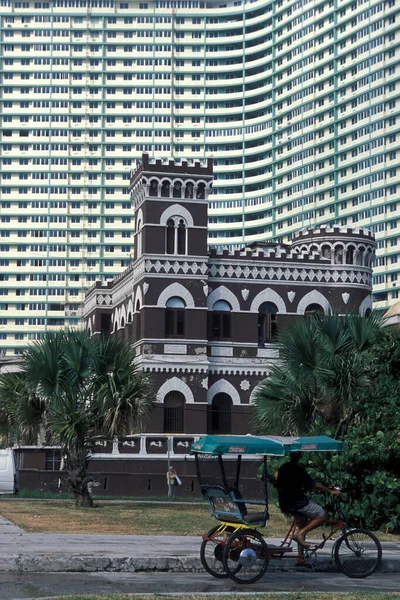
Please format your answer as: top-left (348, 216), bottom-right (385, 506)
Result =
top-left (254, 312), bottom-right (382, 438)
top-left (0, 330), bottom-right (153, 506)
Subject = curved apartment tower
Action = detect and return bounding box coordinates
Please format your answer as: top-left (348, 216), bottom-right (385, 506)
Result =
top-left (0, 0), bottom-right (399, 355)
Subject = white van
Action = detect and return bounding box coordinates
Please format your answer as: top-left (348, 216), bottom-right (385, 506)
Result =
top-left (0, 448), bottom-right (19, 495)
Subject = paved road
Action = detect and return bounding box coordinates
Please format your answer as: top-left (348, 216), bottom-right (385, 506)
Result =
top-left (1, 571), bottom-right (400, 599)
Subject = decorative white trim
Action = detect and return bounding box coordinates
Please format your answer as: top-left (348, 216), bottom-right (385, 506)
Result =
top-left (164, 344), bottom-right (187, 354)
top-left (160, 204), bottom-right (194, 227)
top-left (135, 207), bottom-right (144, 231)
top-left (156, 377), bottom-right (195, 403)
top-left (257, 347), bottom-right (279, 358)
top-left (127, 299), bottom-right (134, 321)
top-left (207, 379), bottom-right (241, 406)
top-left (207, 285), bottom-right (241, 312)
top-left (241, 288), bottom-right (249, 301)
top-left (211, 346), bottom-right (233, 357)
top-left (157, 283), bottom-right (195, 308)
top-left (119, 304), bottom-right (127, 327)
top-left (297, 290), bottom-right (332, 315)
top-left (359, 294), bottom-right (372, 316)
top-left (342, 292), bottom-right (350, 305)
top-left (134, 286), bottom-right (143, 311)
top-left (250, 288), bottom-right (287, 313)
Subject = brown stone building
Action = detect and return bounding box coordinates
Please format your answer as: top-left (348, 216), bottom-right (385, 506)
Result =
top-left (84, 154), bottom-right (375, 437)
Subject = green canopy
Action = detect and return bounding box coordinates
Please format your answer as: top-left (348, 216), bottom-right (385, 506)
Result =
top-left (191, 434), bottom-right (344, 456)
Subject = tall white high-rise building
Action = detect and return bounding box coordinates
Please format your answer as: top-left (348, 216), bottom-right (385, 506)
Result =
top-left (0, 0), bottom-right (399, 355)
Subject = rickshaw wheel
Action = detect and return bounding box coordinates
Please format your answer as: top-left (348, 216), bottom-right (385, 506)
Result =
top-left (222, 528), bottom-right (269, 584)
top-left (200, 525), bottom-right (235, 578)
top-left (334, 528), bottom-right (382, 579)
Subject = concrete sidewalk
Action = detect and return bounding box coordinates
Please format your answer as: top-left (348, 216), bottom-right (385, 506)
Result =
top-left (0, 516), bottom-right (399, 574)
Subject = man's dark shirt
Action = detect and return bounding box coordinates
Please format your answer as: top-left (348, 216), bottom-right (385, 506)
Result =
top-left (277, 461), bottom-right (315, 514)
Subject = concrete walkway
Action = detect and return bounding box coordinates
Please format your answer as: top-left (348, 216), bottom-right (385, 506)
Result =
top-left (0, 515), bottom-right (399, 574)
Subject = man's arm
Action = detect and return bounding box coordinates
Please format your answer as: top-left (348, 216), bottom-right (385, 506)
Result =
top-left (314, 481), bottom-right (342, 496)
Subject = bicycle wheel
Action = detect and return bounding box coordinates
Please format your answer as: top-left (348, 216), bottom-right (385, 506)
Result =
top-left (200, 525), bottom-right (234, 578)
top-left (222, 528), bottom-right (269, 584)
top-left (334, 528), bottom-right (382, 578)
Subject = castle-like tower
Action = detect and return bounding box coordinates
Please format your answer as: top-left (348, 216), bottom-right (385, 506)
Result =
top-left (84, 154), bottom-right (375, 438)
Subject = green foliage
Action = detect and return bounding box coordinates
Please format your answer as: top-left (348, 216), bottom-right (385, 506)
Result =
top-left (0, 330), bottom-right (153, 504)
top-left (254, 315), bottom-right (400, 532)
top-left (254, 312), bottom-right (381, 436)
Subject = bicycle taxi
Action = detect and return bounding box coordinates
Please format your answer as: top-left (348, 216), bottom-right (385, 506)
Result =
top-left (191, 434), bottom-right (382, 583)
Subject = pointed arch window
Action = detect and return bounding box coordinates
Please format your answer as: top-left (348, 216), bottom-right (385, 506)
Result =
top-left (258, 302), bottom-right (278, 346)
top-left (165, 296), bottom-right (186, 337)
top-left (163, 391), bottom-right (185, 433)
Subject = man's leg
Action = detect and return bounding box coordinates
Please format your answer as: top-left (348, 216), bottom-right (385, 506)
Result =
top-left (296, 501), bottom-right (327, 546)
top-left (297, 516), bottom-right (327, 545)
top-left (294, 516), bottom-right (308, 562)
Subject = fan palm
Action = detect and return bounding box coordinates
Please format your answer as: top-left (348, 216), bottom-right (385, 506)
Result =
top-left (254, 312), bottom-right (382, 437)
top-left (0, 330), bottom-right (153, 506)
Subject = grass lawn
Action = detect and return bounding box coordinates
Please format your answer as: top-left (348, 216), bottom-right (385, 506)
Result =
top-left (40, 594), bottom-right (400, 600)
top-left (1, 500), bottom-right (399, 542)
top-left (0, 500), bottom-right (285, 536)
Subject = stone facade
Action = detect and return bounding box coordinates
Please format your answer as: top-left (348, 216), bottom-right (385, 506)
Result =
top-left (84, 154), bottom-right (375, 437)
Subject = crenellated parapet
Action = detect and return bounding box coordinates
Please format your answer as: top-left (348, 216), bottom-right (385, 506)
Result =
top-left (290, 225), bottom-right (376, 268)
top-left (130, 153), bottom-right (214, 207)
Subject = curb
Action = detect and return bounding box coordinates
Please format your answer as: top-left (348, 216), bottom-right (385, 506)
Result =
top-left (0, 554), bottom-right (398, 574)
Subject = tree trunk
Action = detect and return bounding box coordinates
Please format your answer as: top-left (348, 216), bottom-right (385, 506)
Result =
top-left (65, 447), bottom-right (94, 508)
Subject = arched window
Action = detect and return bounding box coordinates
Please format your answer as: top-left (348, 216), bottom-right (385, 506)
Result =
top-left (258, 302), bottom-right (278, 346)
top-left (346, 245), bottom-right (355, 265)
top-left (166, 219), bottom-right (175, 254)
top-left (196, 183), bottom-right (205, 199)
top-left (334, 245), bottom-right (344, 265)
top-left (127, 312), bottom-right (133, 323)
top-left (172, 181), bottom-right (182, 198)
top-left (121, 317), bottom-right (125, 328)
top-left (185, 182), bottom-right (194, 199)
top-left (304, 303), bottom-right (324, 316)
top-left (163, 391), bottom-right (185, 433)
top-left (208, 393), bottom-right (232, 434)
top-left (165, 217), bottom-right (187, 255)
top-left (210, 300), bottom-right (231, 339)
top-left (165, 296), bottom-right (186, 337)
top-left (177, 219), bottom-right (186, 255)
top-left (149, 179), bottom-right (158, 197)
top-left (321, 245), bottom-right (332, 261)
top-left (161, 180), bottom-right (170, 198)
top-left (356, 247), bottom-right (365, 266)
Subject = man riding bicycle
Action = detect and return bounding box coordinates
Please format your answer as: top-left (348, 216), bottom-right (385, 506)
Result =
top-left (277, 452), bottom-right (341, 565)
